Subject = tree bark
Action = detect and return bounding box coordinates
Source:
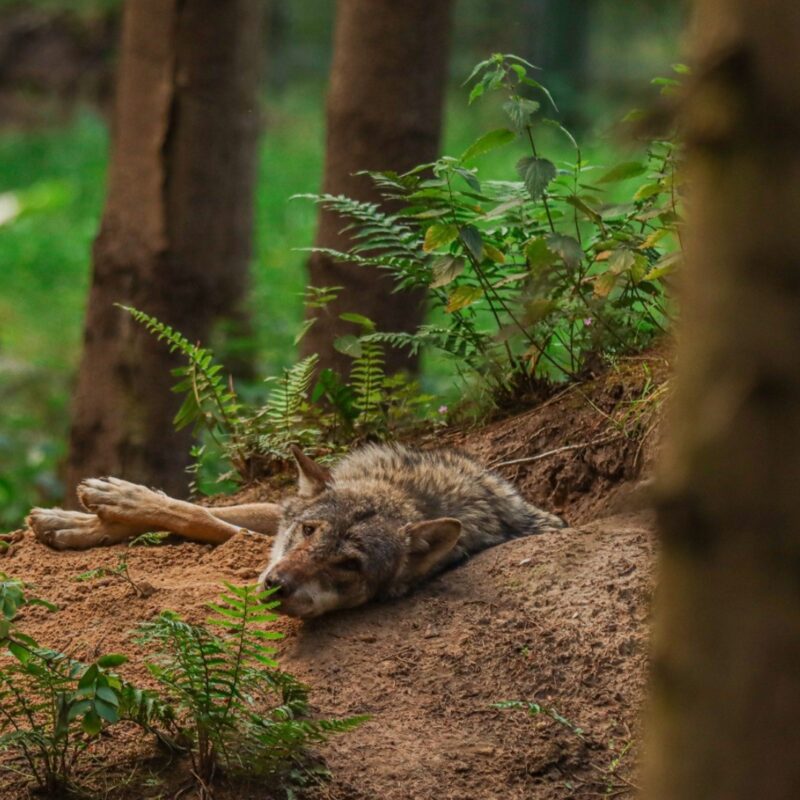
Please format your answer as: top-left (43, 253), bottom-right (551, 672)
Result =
top-left (65, 0), bottom-right (264, 501)
top-left (301, 0), bottom-right (452, 375)
top-left (648, 2), bottom-right (800, 798)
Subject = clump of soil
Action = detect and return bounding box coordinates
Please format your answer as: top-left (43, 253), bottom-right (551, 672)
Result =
top-left (0, 352), bottom-right (668, 799)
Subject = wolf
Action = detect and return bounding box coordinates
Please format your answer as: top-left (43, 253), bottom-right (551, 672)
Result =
top-left (27, 444), bottom-right (564, 618)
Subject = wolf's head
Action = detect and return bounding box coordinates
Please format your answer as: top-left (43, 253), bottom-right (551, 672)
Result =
top-left (257, 447), bottom-right (461, 619)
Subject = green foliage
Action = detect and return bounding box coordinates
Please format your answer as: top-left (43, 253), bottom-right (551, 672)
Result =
top-left (138, 583), bottom-right (366, 786)
top-left (303, 54), bottom-right (682, 399)
top-left (0, 575), bottom-right (170, 794)
top-left (126, 305), bottom-right (440, 485)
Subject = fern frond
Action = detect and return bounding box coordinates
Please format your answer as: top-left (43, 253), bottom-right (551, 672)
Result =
top-left (119, 305), bottom-right (240, 439)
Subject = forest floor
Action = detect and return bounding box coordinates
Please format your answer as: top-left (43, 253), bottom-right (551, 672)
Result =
top-left (0, 348), bottom-right (670, 799)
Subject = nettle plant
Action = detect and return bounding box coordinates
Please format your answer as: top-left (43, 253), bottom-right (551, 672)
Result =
top-left (303, 54), bottom-right (682, 395)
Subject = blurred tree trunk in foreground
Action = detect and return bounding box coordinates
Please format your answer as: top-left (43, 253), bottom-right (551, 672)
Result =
top-left (65, 0), bottom-right (264, 501)
top-left (648, 1), bottom-right (800, 797)
top-left (301, 0), bottom-right (452, 375)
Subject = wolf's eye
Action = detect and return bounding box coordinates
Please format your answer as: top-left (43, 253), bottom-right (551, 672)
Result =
top-left (301, 523), bottom-right (316, 538)
top-left (336, 557), bottom-right (361, 572)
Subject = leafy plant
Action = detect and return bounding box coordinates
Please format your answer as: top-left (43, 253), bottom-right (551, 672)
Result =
top-left (302, 54), bottom-right (682, 399)
top-left (0, 575), bottom-right (170, 794)
top-left (137, 583), bottom-right (366, 792)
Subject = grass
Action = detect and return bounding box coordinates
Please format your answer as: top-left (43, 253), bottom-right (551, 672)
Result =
top-left (0, 80), bottom-right (651, 526)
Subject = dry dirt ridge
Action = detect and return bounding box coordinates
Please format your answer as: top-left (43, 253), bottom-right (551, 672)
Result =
top-left (0, 357), bottom-right (665, 800)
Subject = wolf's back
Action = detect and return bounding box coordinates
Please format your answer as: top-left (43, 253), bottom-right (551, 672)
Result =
top-left (331, 444), bottom-right (564, 555)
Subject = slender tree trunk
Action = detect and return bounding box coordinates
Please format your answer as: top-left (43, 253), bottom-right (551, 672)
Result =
top-left (65, 0), bottom-right (264, 501)
top-left (301, 0), bottom-right (452, 375)
top-left (648, 2), bottom-right (800, 797)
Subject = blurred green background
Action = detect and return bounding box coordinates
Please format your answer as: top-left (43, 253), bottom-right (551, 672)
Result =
top-left (0, 0), bottom-right (684, 525)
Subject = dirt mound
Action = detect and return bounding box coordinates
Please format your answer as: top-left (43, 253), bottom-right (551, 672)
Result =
top-left (0, 352), bottom-right (667, 799)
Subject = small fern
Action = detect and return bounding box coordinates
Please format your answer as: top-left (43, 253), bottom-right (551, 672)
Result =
top-left (138, 584), bottom-right (366, 787)
top-left (350, 340), bottom-right (386, 432)
top-left (255, 354), bottom-right (320, 456)
top-left (119, 305), bottom-right (248, 471)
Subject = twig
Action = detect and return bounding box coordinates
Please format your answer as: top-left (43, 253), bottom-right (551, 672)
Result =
top-left (490, 434), bottom-right (622, 469)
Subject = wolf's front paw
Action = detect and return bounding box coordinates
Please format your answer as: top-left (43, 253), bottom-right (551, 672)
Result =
top-left (77, 477), bottom-right (166, 525)
top-left (27, 508), bottom-right (107, 550)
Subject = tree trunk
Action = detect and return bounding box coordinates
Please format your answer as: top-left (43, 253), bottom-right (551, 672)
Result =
top-left (301, 0), bottom-right (452, 375)
top-left (648, 2), bottom-right (800, 798)
top-left (65, 0), bottom-right (264, 501)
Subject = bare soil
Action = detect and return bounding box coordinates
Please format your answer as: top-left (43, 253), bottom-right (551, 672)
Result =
top-left (0, 353), bottom-right (668, 799)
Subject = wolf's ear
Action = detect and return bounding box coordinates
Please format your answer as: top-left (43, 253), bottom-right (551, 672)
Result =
top-left (401, 518), bottom-right (462, 578)
top-left (291, 445), bottom-right (331, 497)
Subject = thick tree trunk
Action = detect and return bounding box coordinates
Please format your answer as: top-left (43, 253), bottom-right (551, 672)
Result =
top-left (301, 0), bottom-right (452, 375)
top-left (648, 2), bottom-right (800, 798)
top-left (65, 0), bottom-right (264, 501)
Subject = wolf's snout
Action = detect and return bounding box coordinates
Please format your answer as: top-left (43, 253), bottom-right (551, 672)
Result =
top-left (261, 572), bottom-right (293, 599)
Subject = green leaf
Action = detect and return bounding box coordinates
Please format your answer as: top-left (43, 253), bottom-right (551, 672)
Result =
top-left (333, 335), bottom-right (362, 358)
top-left (95, 685), bottom-right (121, 706)
top-left (546, 234), bottom-right (582, 269)
top-left (596, 161), bottom-right (646, 184)
top-left (446, 286), bottom-right (484, 313)
top-left (460, 128), bottom-right (516, 163)
top-left (468, 81), bottom-right (485, 104)
top-left (96, 654), bottom-right (129, 668)
top-left (645, 251), bottom-right (681, 281)
top-left (339, 313), bottom-right (376, 331)
top-left (540, 118), bottom-right (578, 151)
top-left (8, 640), bottom-right (30, 664)
top-left (454, 167), bottom-right (481, 192)
top-left (81, 710), bottom-right (103, 736)
top-left (518, 77), bottom-right (558, 111)
top-left (525, 238), bottom-right (559, 271)
top-left (430, 256), bottom-right (465, 289)
top-left (565, 195), bottom-right (601, 223)
top-left (423, 223), bottom-right (458, 253)
top-left (94, 698), bottom-right (120, 723)
top-left (608, 249), bottom-right (636, 275)
top-left (516, 157), bottom-right (556, 201)
top-left (459, 225), bottom-right (484, 262)
top-left (483, 244), bottom-right (505, 264)
top-left (524, 298), bottom-right (557, 324)
top-left (594, 271), bottom-right (619, 298)
top-left (503, 98), bottom-right (540, 131)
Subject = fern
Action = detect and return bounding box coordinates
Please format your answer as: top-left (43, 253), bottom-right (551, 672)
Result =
top-left (255, 354), bottom-right (320, 456)
top-left (350, 339), bottom-right (385, 433)
top-left (138, 584), bottom-right (366, 786)
top-left (294, 193), bottom-right (430, 289)
top-left (119, 305), bottom-right (246, 465)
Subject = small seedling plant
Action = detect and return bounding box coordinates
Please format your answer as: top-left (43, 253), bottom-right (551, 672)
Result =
top-left (138, 583), bottom-right (366, 793)
top-left (73, 531), bottom-right (165, 597)
top-left (0, 575), bottom-right (170, 794)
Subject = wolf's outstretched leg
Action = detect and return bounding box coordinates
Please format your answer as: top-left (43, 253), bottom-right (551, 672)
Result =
top-left (76, 477), bottom-right (281, 546)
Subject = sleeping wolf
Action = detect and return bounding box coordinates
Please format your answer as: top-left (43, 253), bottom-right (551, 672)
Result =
top-left (27, 444), bottom-right (564, 618)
